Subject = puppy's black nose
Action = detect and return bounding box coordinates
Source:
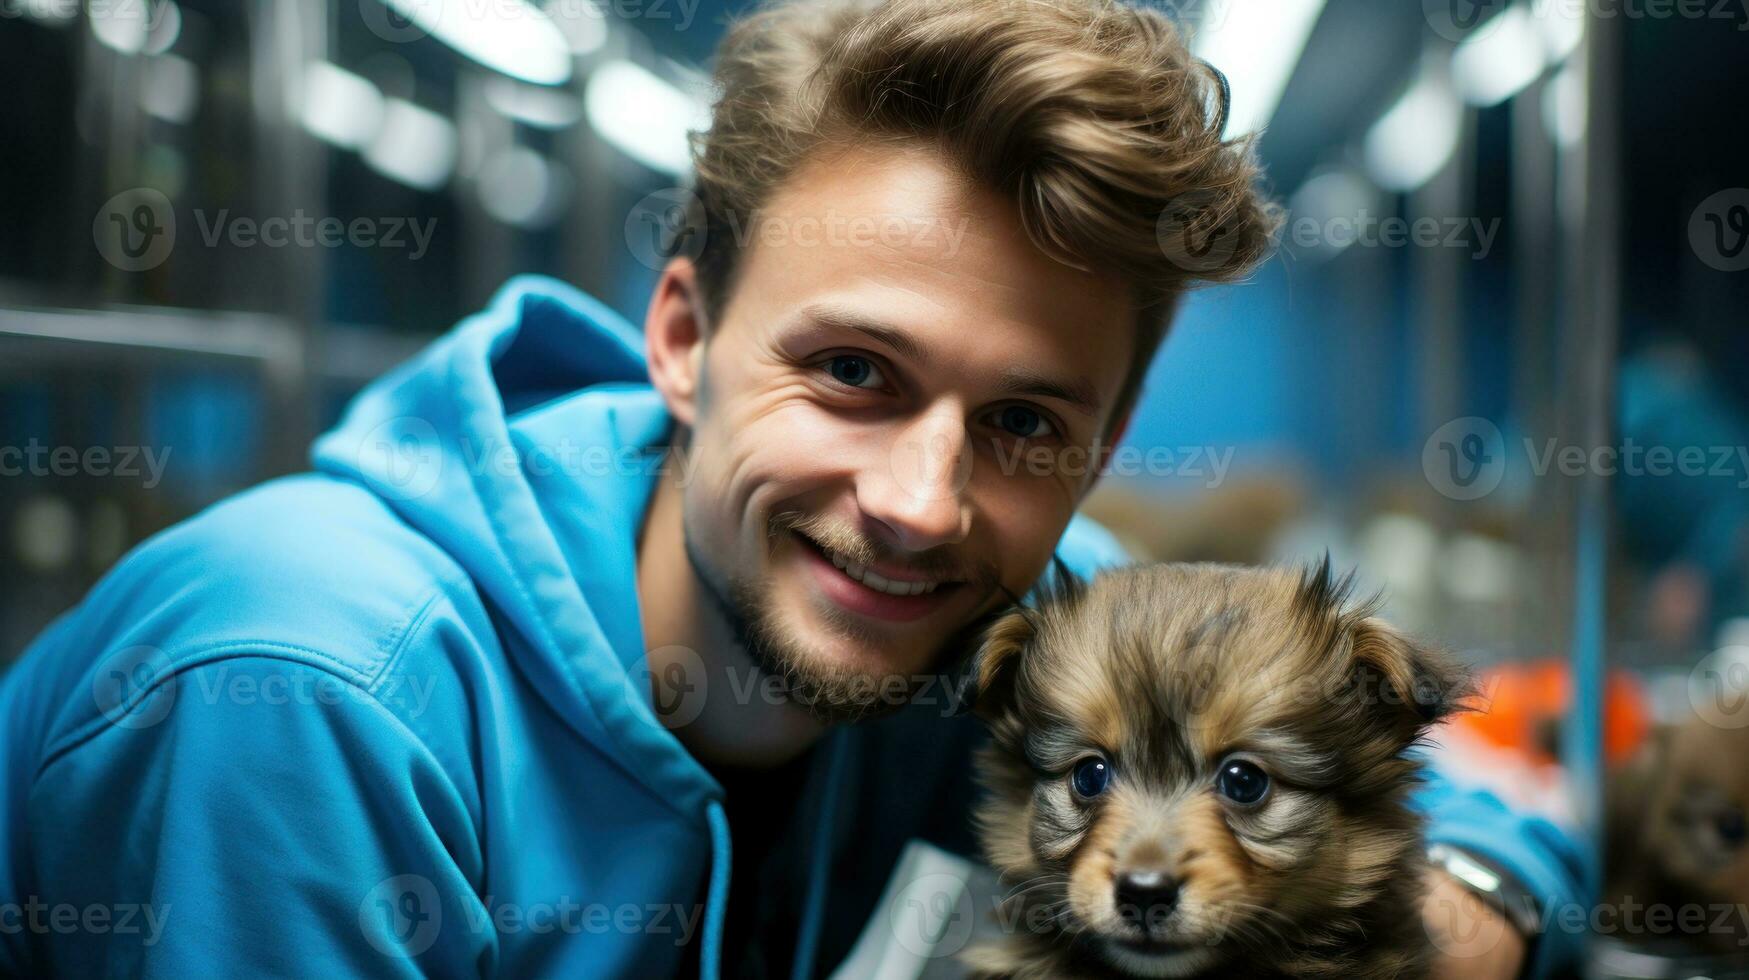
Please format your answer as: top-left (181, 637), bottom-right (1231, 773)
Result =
top-left (1114, 870), bottom-right (1179, 926)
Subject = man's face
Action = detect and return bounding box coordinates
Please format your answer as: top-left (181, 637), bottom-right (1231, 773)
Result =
top-left (679, 141), bottom-right (1135, 719)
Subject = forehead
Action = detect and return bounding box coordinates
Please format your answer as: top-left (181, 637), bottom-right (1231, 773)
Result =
top-left (718, 141), bottom-right (1135, 405)
top-left (1025, 568), bottom-right (1335, 758)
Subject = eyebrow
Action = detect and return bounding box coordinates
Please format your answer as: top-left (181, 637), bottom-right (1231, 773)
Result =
top-left (797, 304), bottom-right (1104, 418)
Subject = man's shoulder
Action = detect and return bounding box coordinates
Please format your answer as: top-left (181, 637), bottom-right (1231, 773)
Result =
top-left (96, 472), bottom-right (480, 666)
top-left (9, 473), bottom-right (492, 761)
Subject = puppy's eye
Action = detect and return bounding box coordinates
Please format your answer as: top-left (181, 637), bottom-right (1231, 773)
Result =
top-left (1717, 807), bottom-right (1746, 848)
top-left (1216, 760), bottom-right (1269, 806)
top-left (1071, 757), bottom-right (1111, 799)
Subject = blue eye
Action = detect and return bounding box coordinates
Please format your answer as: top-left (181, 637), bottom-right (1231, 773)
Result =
top-left (1216, 760), bottom-right (1269, 805)
top-left (1071, 757), bottom-right (1111, 799)
top-left (825, 355), bottom-right (885, 389)
top-left (991, 405), bottom-right (1055, 439)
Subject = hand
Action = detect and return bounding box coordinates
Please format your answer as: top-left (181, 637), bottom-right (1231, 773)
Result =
top-left (1422, 867), bottom-right (1527, 980)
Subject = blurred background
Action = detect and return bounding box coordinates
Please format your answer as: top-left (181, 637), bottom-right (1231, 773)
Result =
top-left (1, 0), bottom-right (1746, 973)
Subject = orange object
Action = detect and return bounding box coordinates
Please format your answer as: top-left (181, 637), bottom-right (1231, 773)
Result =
top-left (1453, 658), bottom-right (1651, 767)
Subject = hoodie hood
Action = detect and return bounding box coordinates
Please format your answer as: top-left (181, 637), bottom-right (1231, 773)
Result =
top-left (311, 274), bottom-right (718, 814)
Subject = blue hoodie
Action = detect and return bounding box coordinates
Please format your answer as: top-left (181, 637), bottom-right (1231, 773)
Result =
top-left (0, 275), bottom-right (1586, 978)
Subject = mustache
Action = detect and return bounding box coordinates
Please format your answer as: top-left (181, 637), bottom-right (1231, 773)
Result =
top-left (769, 508), bottom-right (995, 587)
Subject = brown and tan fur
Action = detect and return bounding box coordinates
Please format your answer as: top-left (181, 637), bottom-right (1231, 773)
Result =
top-left (1606, 712), bottom-right (1749, 956)
top-left (961, 559), bottom-right (1472, 979)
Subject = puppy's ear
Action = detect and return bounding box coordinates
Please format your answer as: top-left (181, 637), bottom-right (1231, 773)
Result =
top-left (952, 607), bottom-right (1037, 720)
top-left (1347, 616), bottom-right (1474, 744)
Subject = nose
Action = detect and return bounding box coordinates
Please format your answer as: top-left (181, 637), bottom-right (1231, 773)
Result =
top-left (1114, 870), bottom-right (1180, 927)
top-left (860, 411), bottom-right (972, 552)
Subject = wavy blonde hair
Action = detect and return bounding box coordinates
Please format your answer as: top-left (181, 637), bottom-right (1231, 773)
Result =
top-left (685, 0), bottom-right (1283, 433)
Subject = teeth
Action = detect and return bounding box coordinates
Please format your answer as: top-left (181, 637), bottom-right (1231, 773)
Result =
top-left (825, 546), bottom-right (940, 596)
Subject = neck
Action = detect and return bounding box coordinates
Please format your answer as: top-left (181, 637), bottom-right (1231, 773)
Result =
top-left (635, 436), bottom-right (827, 769)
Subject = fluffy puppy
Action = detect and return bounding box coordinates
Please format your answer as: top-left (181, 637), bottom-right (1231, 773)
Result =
top-left (961, 559), bottom-right (1470, 979)
top-left (1606, 710), bottom-right (1749, 955)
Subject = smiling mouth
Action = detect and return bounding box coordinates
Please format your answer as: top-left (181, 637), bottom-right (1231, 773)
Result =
top-left (792, 531), bottom-right (967, 623)
top-left (796, 533), bottom-right (957, 596)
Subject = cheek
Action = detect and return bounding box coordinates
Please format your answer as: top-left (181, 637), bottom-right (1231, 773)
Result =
top-left (1065, 804), bottom-right (1127, 919)
top-left (974, 478), bottom-right (1077, 581)
top-left (689, 401), bottom-right (855, 534)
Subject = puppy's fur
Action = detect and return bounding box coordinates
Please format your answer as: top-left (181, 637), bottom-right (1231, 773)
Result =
top-left (1606, 712), bottom-right (1749, 955)
top-left (962, 559), bottom-right (1470, 979)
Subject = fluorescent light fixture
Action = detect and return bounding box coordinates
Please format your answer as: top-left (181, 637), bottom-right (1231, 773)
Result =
top-left (1542, 58), bottom-right (1585, 148)
top-left (363, 98), bottom-right (458, 190)
top-left (478, 147), bottom-right (570, 228)
top-left (1532, 0), bottom-right (1584, 62)
top-left (1287, 167), bottom-right (1377, 259)
top-left (143, 0), bottom-right (180, 54)
top-left (299, 61), bottom-right (385, 149)
top-left (89, 0), bottom-right (148, 52)
top-left (584, 59), bottom-right (709, 176)
top-left (373, 0), bottom-right (571, 86)
top-left (1452, 6), bottom-right (1545, 107)
top-left (140, 53), bottom-right (199, 124)
top-left (543, 0), bottom-right (608, 55)
top-left (1192, 0), bottom-right (1328, 137)
top-left (1364, 61), bottom-right (1462, 193)
top-left (484, 75), bottom-right (583, 129)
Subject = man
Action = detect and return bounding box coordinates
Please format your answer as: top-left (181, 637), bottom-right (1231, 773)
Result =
top-left (0, 0), bottom-right (1582, 976)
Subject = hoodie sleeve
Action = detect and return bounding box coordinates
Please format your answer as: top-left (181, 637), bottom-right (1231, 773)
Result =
top-left (1411, 761), bottom-right (1589, 979)
top-left (25, 655), bottom-right (491, 978)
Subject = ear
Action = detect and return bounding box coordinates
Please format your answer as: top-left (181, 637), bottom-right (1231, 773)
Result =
top-left (952, 607), bottom-right (1037, 721)
top-left (1347, 616), bottom-right (1474, 744)
top-left (643, 258), bottom-right (710, 428)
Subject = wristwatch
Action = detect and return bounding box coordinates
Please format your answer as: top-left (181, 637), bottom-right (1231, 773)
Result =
top-left (1427, 842), bottom-right (1545, 944)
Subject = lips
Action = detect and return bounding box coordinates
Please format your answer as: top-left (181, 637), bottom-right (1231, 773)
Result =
top-left (792, 531), bottom-right (963, 623)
